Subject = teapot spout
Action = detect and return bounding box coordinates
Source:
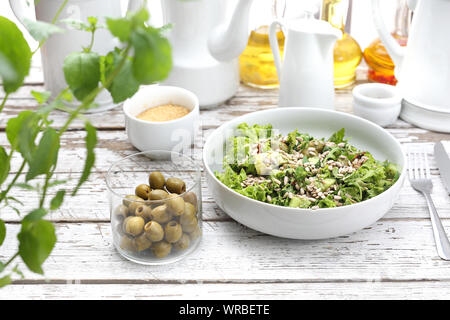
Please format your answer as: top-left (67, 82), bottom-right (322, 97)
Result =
top-left (208, 0), bottom-right (254, 62)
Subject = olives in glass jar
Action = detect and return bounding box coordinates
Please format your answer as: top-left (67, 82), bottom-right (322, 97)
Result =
top-left (165, 221), bottom-right (183, 243)
top-left (149, 171), bottom-right (165, 190)
top-left (124, 216), bottom-right (145, 236)
top-left (151, 204), bottom-right (172, 224)
top-left (144, 221), bottom-right (164, 242)
top-left (149, 189), bottom-right (169, 201)
top-left (183, 192), bottom-right (198, 209)
top-left (167, 194), bottom-right (185, 216)
top-left (174, 233), bottom-right (190, 251)
top-left (135, 233), bottom-right (152, 251)
top-left (152, 241), bottom-right (172, 258)
top-left (114, 204), bottom-right (128, 219)
top-left (166, 177), bottom-right (186, 194)
top-left (135, 205), bottom-right (152, 221)
top-left (135, 184), bottom-right (151, 200)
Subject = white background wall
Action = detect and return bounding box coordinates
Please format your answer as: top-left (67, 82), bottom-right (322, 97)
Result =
top-left (1, 0), bottom-right (402, 60)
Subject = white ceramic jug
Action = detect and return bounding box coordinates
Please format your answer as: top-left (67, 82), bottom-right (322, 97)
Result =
top-left (9, 0), bottom-right (142, 113)
top-left (269, 19), bottom-right (341, 109)
top-left (161, 0), bottom-right (254, 108)
top-left (372, 0), bottom-right (450, 132)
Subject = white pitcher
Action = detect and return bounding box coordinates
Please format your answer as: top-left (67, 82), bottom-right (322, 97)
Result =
top-left (9, 0), bottom-right (142, 113)
top-left (269, 19), bottom-right (341, 109)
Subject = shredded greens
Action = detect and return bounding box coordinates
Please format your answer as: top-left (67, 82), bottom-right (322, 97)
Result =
top-left (215, 123), bottom-right (400, 209)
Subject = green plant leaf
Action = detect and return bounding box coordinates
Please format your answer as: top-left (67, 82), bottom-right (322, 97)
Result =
top-left (0, 17), bottom-right (32, 93)
top-left (72, 122), bottom-right (97, 196)
top-left (23, 208), bottom-right (47, 222)
top-left (131, 27), bottom-right (172, 84)
top-left (31, 90), bottom-right (51, 105)
top-left (18, 211), bottom-right (56, 275)
top-left (26, 128), bottom-right (60, 181)
top-left (50, 190), bottom-right (66, 210)
top-left (106, 17), bottom-right (132, 42)
top-left (0, 146), bottom-right (9, 185)
top-left (63, 52), bottom-right (100, 101)
top-left (6, 111), bottom-right (40, 162)
top-left (0, 275), bottom-right (11, 288)
top-left (23, 18), bottom-right (64, 42)
top-left (60, 18), bottom-right (90, 31)
top-left (0, 220), bottom-right (6, 246)
top-left (102, 50), bottom-right (140, 103)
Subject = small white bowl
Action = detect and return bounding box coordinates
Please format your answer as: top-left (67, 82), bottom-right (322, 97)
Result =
top-left (123, 85), bottom-right (200, 152)
top-left (352, 83), bottom-right (402, 127)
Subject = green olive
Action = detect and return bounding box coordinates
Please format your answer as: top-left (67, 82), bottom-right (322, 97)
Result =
top-left (174, 233), bottom-right (190, 251)
top-left (149, 171), bottom-right (165, 190)
top-left (123, 195), bottom-right (143, 207)
top-left (124, 216), bottom-right (145, 236)
top-left (183, 192), bottom-right (198, 209)
top-left (114, 205), bottom-right (128, 219)
top-left (165, 221), bottom-right (183, 243)
top-left (135, 205), bottom-right (152, 221)
top-left (128, 201), bottom-right (142, 216)
top-left (122, 216), bottom-right (133, 233)
top-left (152, 241), bottom-right (172, 258)
top-left (148, 189), bottom-right (169, 201)
top-left (166, 177), bottom-right (186, 194)
top-left (144, 221), bottom-right (164, 242)
top-left (135, 184), bottom-right (151, 200)
top-left (180, 202), bottom-right (197, 226)
top-left (181, 218), bottom-right (198, 233)
top-left (135, 233), bottom-right (152, 251)
top-left (189, 225), bottom-right (202, 241)
top-left (151, 204), bottom-right (172, 224)
top-left (120, 236), bottom-right (136, 252)
top-left (167, 194), bottom-right (185, 216)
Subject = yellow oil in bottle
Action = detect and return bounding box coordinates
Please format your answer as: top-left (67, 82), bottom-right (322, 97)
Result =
top-left (321, 0), bottom-right (362, 89)
top-left (239, 26), bottom-right (285, 89)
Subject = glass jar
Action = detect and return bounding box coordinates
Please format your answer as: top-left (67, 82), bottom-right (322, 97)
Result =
top-left (321, 0), bottom-right (362, 89)
top-left (363, 0), bottom-right (411, 85)
top-left (106, 150), bottom-right (202, 265)
top-left (239, 0), bottom-right (285, 89)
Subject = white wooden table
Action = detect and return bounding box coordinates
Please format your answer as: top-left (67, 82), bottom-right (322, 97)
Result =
top-left (1, 65), bottom-right (450, 300)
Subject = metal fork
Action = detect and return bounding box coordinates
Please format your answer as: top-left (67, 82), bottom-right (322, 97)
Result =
top-left (408, 150), bottom-right (450, 260)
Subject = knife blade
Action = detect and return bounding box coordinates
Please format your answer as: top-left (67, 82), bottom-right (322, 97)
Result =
top-left (434, 141), bottom-right (450, 195)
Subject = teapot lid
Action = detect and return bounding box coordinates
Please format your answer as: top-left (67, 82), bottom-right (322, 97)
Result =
top-left (284, 18), bottom-right (342, 39)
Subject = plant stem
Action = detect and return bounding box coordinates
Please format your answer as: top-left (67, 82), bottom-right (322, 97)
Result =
top-left (86, 29), bottom-right (96, 52)
top-left (0, 94), bottom-right (9, 113)
top-left (0, 161), bottom-right (26, 203)
top-left (39, 171), bottom-right (52, 208)
top-left (4, 252), bottom-right (19, 269)
top-left (32, 0), bottom-right (69, 55)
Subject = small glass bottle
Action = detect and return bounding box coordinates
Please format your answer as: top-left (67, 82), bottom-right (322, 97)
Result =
top-left (363, 0), bottom-right (410, 85)
top-left (321, 0), bottom-right (362, 89)
top-left (239, 0), bottom-right (285, 89)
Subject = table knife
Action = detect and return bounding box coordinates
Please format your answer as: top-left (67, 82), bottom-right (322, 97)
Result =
top-left (434, 141), bottom-right (450, 195)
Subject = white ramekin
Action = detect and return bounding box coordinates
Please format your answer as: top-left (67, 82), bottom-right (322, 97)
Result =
top-left (123, 85), bottom-right (200, 152)
top-left (352, 83), bottom-right (402, 127)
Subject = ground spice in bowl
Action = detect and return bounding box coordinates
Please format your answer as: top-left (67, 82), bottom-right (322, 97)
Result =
top-left (137, 104), bottom-right (191, 122)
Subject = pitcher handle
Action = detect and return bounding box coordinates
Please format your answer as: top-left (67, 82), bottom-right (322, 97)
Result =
top-left (269, 20), bottom-right (283, 81)
top-left (371, 0), bottom-right (405, 70)
top-left (8, 0), bottom-right (30, 26)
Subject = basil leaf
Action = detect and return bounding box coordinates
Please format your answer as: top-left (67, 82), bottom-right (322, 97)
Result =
top-left (31, 90), bottom-right (51, 105)
top-left (26, 128), bottom-right (60, 181)
top-left (106, 17), bottom-right (132, 42)
top-left (0, 17), bottom-right (32, 93)
top-left (23, 208), bottom-right (47, 222)
top-left (0, 219), bottom-right (6, 246)
top-left (18, 212), bottom-right (56, 275)
top-left (0, 275), bottom-right (11, 288)
top-left (0, 147), bottom-right (9, 185)
top-left (63, 52), bottom-right (100, 101)
top-left (23, 18), bottom-right (64, 42)
top-left (72, 122), bottom-right (97, 196)
top-left (50, 190), bottom-right (66, 210)
top-left (6, 111), bottom-right (40, 163)
top-left (102, 50), bottom-right (140, 103)
top-left (131, 27), bottom-right (172, 84)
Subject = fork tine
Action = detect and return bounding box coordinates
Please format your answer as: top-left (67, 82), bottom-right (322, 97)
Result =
top-left (424, 151), bottom-right (431, 179)
top-left (416, 152), bottom-right (423, 179)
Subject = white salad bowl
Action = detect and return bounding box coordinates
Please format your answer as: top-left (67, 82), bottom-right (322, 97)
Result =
top-left (203, 108), bottom-right (406, 239)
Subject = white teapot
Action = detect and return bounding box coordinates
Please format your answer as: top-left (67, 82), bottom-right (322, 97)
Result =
top-left (161, 0), bottom-right (254, 108)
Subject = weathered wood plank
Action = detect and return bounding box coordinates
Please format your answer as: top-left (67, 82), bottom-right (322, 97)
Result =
top-left (2, 281), bottom-right (450, 299)
top-left (1, 220), bottom-right (450, 283)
